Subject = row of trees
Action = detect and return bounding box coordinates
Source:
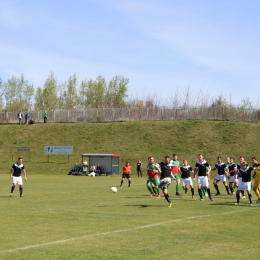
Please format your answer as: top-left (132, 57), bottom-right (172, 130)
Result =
top-left (0, 73), bottom-right (129, 111)
top-left (0, 73), bottom-right (258, 112)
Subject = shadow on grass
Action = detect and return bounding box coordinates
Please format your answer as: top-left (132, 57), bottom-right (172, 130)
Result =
top-left (123, 196), bottom-right (145, 198)
top-left (124, 204), bottom-right (166, 208)
top-left (208, 202), bottom-right (251, 206)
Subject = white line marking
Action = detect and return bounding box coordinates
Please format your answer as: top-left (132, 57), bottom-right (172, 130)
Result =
top-left (0, 208), bottom-right (254, 254)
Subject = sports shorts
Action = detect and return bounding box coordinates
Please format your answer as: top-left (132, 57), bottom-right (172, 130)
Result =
top-left (159, 177), bottom-right (172, 189)
top-left (238, 181), bottom-right (251, 191)
top-left (147, 178), bottom-right (159, 186)
top-left (12, 176), bottom-right (23, 185)
top-left (214, 174), bottom-right (226, 182)
top-left (122, 173), bottom-right (130, 179)
top-left (197, 176), bottom-right (209, 187)
top-left (229, 175), bottom-right (238, 183)
top-left (173, 174), bottom-right (180, 180)
top-left (182, 177), bottom-right (193, 186)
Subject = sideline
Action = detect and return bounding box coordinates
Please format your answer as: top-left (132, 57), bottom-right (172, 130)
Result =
top-left (0, 208), bottom-right (255, 254)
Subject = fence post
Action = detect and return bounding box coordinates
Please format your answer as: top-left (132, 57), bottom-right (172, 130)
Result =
top-left (6, 111), bottom-right (8, 123)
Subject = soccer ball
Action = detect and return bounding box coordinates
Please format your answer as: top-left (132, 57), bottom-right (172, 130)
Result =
top-left (110, 187), bottom-right (117, 193)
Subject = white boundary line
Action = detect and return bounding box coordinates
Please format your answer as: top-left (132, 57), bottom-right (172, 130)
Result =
top-left (0, 208), bottom-right (255, 255)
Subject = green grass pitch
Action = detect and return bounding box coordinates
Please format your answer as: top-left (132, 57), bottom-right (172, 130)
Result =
top-left (0, 174), bottom-right (259, 260)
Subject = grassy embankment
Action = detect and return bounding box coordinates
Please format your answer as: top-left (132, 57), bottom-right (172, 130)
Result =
top-left (0, 120), bottom-right (259, 175)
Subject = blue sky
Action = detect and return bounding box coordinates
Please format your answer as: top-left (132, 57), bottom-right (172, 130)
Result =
top-left (1, 0), bottom-right (260, 106)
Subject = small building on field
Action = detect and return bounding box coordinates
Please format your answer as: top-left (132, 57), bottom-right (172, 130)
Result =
top-left (81, 153), bottom-right (120, 175)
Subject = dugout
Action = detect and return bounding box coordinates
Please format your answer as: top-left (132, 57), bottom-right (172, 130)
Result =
top-left (81, 153), bottom-right (120, 175)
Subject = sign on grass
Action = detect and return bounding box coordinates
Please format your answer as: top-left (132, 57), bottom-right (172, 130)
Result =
top-left (10, 147), bottom-right (35, 155)
top-left (44, 146), bottom-right (73, 155)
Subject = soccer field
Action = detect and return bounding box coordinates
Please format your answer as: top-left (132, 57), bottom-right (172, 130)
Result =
top-left (0, 174), bottom-right (259, 260)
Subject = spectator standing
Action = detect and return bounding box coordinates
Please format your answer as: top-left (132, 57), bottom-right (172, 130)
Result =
top-left (25, 112), bottom-right (30, 124)
top-left (43, 111), bottom-right (48, 123)
top-left (18, 111), bottom-right (23, 125)
top-left (136, 159), bottom-right (142, 177)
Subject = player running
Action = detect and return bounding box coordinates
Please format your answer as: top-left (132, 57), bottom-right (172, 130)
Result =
top-left (236, 156), bottom-right (247, 199)
top-left (180, 159), bottom-right (195, 199)
top-left (251, 157), bottom-right (260, 203)
top-left (194, 154), bottom-right (213, 202)
top-left (234, 162), bottom-right (254, 206)
top-left (146, 157), bottom-right (161, 198)
top-left (227, 157), bottom-right (238, 195)
top-left (159, 156), bottom-right (175, 207)
top-left (170, 153), bottom-right (181, 196)
top-left (212, 156), bottom-right (230, 195)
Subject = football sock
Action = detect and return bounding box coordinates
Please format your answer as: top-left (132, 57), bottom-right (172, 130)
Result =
top-left (128, 180), bottom-right (131, 186)
top-left (176, 185), bottom-right (180, 193)
top-left (164, 194), bottom-right (171, 203)
top-left (207, 188), bottom-right (212, 198)
top-left (236, 193), bottom-right (240, 203)
top-left (201, 187), bottom-right (206, 195)
top-left (156, 186), bottom-right (160, 195)
top-left (241, 190), bottom-right (245, 196)
top-left (198, 189), bottom-right (203, 199)
top-left (11, 186), bottom-right (15, 193)
top-left (225, 186), bottom-right (230, 194)
top-left (19, 187), bottom-right (23, 196)
top-left (214, 184), bottom-right (220, 193)
top-left (255, 188), bottom-right (260, 198)
top-left (120, 180), bottom-right (123, 186)
top-left (248, 193), bottom-right (252, 204)
top-left (191, 188), bottom-right (194, 196)
top-left (230, 186), bottom-right (234, 193)
top-left (152, 186), bottom-right (158, 195)
top-left (147, 186), bottom-right (154, 194)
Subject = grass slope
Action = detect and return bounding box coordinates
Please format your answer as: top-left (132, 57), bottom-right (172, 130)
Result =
top-left (0, 120), bottom-right (259, 175)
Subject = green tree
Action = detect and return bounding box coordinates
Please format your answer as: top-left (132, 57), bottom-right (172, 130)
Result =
top-left (34, 87), bottom-right (44, 110)
top-left (4, 74), bottom-right (34, 112)
top-left (34, 72), bottom-right (59, 110)
top-left (60, 74), bottom-right (79, 109)
top-left (78, 80), bottom-right (88, 108)
top-left (85, 76), bottom-right (106, 108)
top-left (105, 76), bottom-right (128, 108)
